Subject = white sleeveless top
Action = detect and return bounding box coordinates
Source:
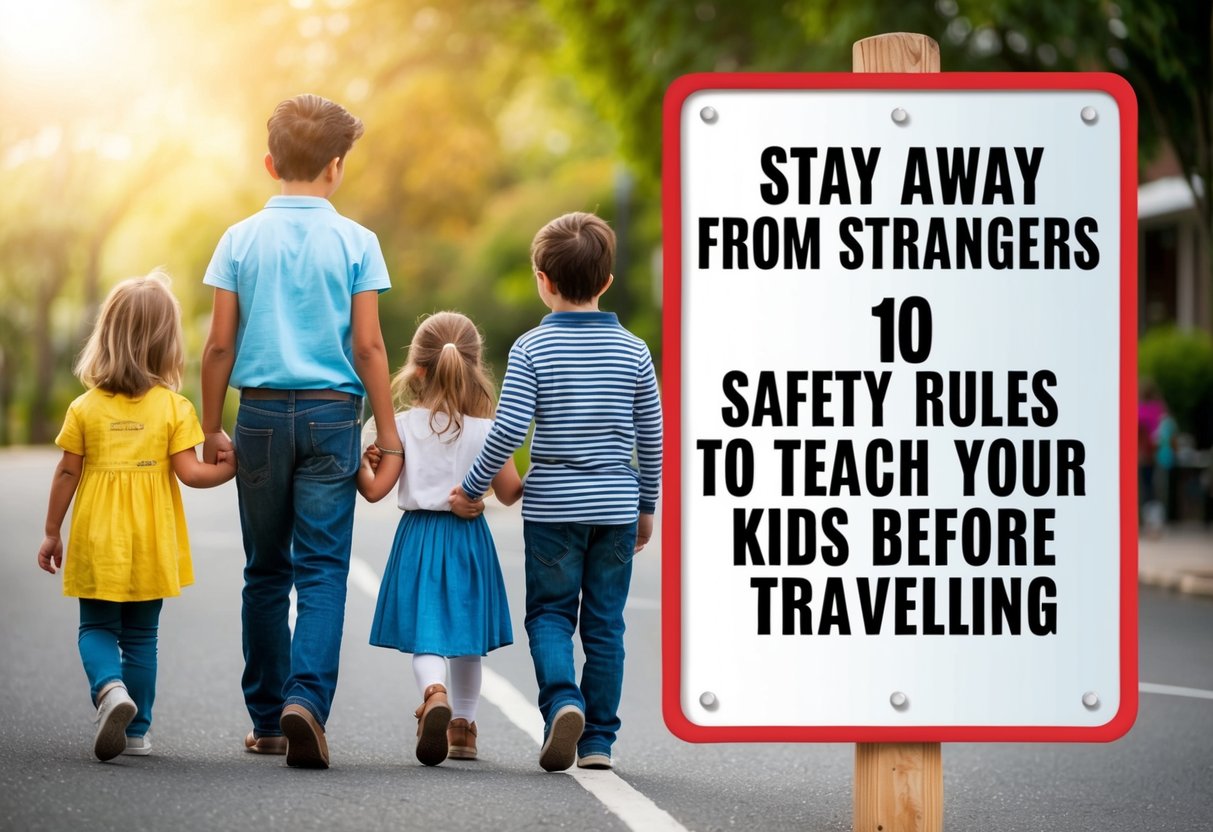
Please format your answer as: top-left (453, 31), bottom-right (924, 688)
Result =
top-left (394, 408), bottom-right (493, 512)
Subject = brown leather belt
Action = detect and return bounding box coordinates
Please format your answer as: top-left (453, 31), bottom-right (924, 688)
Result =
top-left (241, 388), bottom-right (355, 401)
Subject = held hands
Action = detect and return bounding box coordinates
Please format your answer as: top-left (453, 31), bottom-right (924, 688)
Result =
top-left (37, 536), bottom-right (63, 575)
top-left (203, 430), bottom-right (233, 465)
top-left (363, 443), bottom-right (382, 472)
top-left (448, 486), bottom-right (486, 520)
top-left (215, 448), bottom-right (237, 480)
top-left (356, 443), bottom-right (379, 496)
top-left (357, 443), bottom-right (402, 502)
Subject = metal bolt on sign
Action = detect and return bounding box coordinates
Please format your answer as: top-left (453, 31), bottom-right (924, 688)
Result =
top-left (1082, 691), bottom-right (1100, 709)
top-left (699, 691), bottom-right (718, 710)
top-left (1081, 106), bottom-right (1098, 124)
top-left (890, 691), bottom-right (909, 710)
top-left (700, 106), bottom-right (719, 124)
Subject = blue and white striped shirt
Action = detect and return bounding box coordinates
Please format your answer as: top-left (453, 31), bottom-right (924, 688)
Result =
top-left (462, 311), bottom-right (663, 524)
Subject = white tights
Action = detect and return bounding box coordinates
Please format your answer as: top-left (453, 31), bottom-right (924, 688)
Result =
top-left (412, 654), bottom-right (482, 723)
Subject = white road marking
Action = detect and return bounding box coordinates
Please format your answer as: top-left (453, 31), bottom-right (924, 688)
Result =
top-left (347, 556), bottom-right (384, 600)
top-left (1140, 682), bottom-right (1213, 701)
top-left (349, 555), bottom-right (689, 832)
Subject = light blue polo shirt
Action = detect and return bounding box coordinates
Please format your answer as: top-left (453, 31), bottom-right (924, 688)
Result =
top-left (203, 196), bottom-right (391, 396)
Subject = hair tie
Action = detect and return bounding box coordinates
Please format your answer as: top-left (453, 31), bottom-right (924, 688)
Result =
top-left (442, 343), bottom-right (457, 350)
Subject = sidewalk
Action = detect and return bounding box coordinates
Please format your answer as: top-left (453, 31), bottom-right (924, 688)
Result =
top-left (1139, 525), bottom-right (1213, 597)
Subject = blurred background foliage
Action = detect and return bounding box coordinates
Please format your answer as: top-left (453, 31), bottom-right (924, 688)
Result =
top-left (1139, 327), bottom-right (1213, 444)
top-left (0, 0), bottom-right (1207, 444)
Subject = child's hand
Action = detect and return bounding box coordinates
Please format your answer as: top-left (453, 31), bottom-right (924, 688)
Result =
top-left (214, 449), bottom-right (238, 482)
top-left (448, 486), bottom-right (485, 520)
top-left (37, 536), bottom-right (63, 574)
top-left (357, 447), bottom-right (401, 502)
top-left (635, 513), bottom-right (654, 553)
top-left (357, 452), bottom-right (374, 489)
top-left (203, 429), bottom-right (233, 465)
top-left (363, 443), bottom-right (382, 471)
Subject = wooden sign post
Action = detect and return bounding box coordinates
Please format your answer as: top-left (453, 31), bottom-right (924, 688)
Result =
top-left (852, 32), bottom-right (944, 832)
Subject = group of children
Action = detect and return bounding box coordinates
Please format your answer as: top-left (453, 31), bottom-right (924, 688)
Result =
top-left (37, 94), bottom-right (662, 773)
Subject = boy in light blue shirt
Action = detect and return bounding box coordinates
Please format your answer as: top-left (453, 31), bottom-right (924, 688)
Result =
top-left (201, 94), bottom-right (404, 769)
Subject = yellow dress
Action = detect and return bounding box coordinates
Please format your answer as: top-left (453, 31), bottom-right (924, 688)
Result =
top-left (55, 386), bottom-right (204, 602)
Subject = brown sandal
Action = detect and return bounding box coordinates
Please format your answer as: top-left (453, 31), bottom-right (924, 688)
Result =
top-left (447, 718), bottom-right (478, 760)
top-left (413, 683), bottom-right (451, 766)
top-left (244, 731), bottom-right (287, 755)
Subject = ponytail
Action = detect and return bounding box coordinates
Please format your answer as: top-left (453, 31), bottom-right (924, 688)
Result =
top-left (393, 311), bottom-right (498, 437)
top-left (428, 342), bottom-right (467, 438)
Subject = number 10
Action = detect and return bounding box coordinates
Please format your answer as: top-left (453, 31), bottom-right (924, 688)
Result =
top-left (872, 296), bottom-right (932, 363)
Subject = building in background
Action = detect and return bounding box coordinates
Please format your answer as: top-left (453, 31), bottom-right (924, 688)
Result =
top-left (1139, 155), bottom-right (1210, 335)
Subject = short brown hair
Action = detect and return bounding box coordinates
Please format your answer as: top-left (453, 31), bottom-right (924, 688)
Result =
top-left (266, 94), bottom-right (364, 181)
top-left (530, 212), bottom-right (615, 304)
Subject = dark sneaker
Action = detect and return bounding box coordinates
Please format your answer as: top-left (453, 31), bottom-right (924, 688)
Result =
top-left (539, 705), bottom-right (584, 772)
top-left (280, 704), bottom-right (329, 769)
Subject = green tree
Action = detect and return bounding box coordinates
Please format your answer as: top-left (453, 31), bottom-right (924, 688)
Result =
top-left (0, 0), bottom-right (643, 442)
top-left (1139, 326), bottom-right (1213, 438)
top-left (545, 0), bottom-right (1211, 305)
top-left (545, 1), bottom-right (1208, 185)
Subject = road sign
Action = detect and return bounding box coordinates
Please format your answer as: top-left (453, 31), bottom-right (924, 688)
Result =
top-left (662, 73), bottom-right (1137, 743)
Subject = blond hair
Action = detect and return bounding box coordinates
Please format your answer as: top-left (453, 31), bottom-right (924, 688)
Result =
top-left (74, 270), bottom-right (185, 395)
top-left (392, 311), bottom-right (495, 438)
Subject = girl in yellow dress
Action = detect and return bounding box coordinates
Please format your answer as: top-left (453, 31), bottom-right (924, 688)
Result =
top-left (36, 271), bottom-right (236, 762)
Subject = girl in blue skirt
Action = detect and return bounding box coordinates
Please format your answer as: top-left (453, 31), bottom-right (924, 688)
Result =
top-left (358, 311), bottom-right (522, 766)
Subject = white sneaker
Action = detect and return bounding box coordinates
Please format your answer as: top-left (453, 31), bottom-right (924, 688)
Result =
top-left (123, 735), bottom-right (152, 756)
top-left (93, 684), bottom-right (137, 762)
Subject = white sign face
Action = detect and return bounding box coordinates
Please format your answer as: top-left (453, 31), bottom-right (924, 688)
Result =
top-left (664, 75), bottom-right (1136, 742)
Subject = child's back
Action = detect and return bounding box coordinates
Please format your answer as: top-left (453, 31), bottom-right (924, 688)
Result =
top-left (360, 311), bottom-right (522, 767)
top-left (38, 272), bottom-right (235, 762)
top-left (58, 385), bottom-right (204, 601)
top-left (200, 93), bottom-right (404, 770)
top-left (457, 212), bottom-right (662, 773)
top-left (474, 312), bottom-right (660, 524)
top-left (394, 408), bottom-right (494, 509)
top-left (207, 196), bottom-right (387, 392)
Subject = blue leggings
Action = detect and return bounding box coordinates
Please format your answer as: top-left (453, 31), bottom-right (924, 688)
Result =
top-left (78, 599), bottom-right (162, 738)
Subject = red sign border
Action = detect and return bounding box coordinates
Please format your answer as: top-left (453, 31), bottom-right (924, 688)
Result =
top-left (660, 72), bottom-right (1139, 743)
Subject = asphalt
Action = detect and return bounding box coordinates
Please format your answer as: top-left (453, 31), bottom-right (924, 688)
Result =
top-left (1138, 525), bottom-right (1213, 596)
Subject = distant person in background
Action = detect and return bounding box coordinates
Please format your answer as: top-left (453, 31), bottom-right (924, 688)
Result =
top-left (1154, 406), bottom-right (1178, 528)
top-left (1138, 379), bottom-right (1169, 534)
top-left (37, 272), bottom-right (235, 761)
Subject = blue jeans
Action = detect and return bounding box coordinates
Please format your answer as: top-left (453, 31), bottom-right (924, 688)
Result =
top-left (523, 520), bottom-right (637, 757)
top-left (235, 394), bottom-right (361, 734)
top-left (78, 599), bottom-right (162, 737)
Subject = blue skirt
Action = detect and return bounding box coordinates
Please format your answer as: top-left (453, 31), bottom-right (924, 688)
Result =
top-left (370, 510), bottom-right (513, 656)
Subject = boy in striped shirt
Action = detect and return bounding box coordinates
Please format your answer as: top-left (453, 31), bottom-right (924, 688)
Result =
top-left (455, 211), bottom-right (662, 772)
